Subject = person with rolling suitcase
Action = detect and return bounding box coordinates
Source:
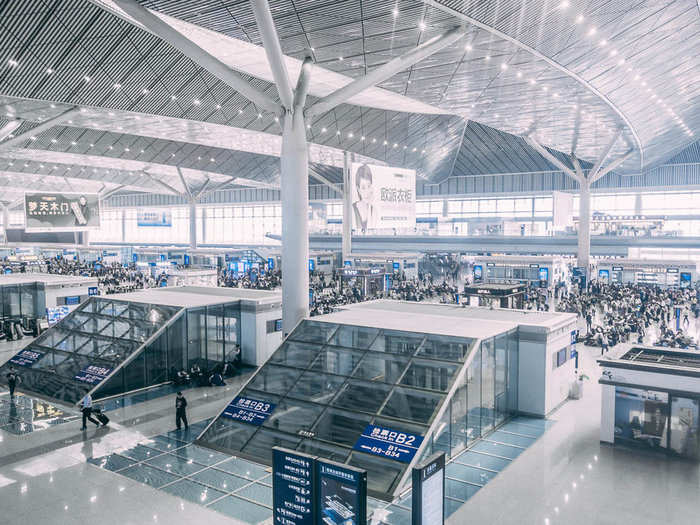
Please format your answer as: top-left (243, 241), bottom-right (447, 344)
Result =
top-left (6, 367), bottom-right (20, 398)
top-left (80, 393), bottom-right (101, 430)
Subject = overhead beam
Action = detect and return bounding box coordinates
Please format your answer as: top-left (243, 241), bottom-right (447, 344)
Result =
top-left (101, 184), bottom-right (127, 200)
top-left (524, 135), bottom-right (578, 181)
top-left (112, 0), bottom-right (281, 114)
top-left (144, 172), bottom-right (182, 196)
top-left (250, 0), bottom-right (294, 109)
top-left (310, 170), bottom-right (343, 195)
top-left (196, 177), bottom-right (211, 199)
top-left (306, 26), bottom-right (467, 118)
top-left (176, 166), bottom-right (193, 199)
top-left (570, 103), bottom-right (582, 156)
top-left (592, 149), bottom-right (636, 183)
top-left (0, 120), bottom-right (22, 142)
top-left (588, 130), bottom-right (621, 180)
top-left (0, 107), bottom-right (80, 151)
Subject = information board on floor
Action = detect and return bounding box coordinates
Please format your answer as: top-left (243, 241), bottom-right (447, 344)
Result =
top-left (9, 349), bottom-right (44, 367)
top-left (221, 395), bottom-right (276, 425)
top-left (411, 453), bottom-right (445, 525)
top-left (316, 458), bottom-right (367, 525)
top-left (353, 424), bottom-right (424, 463)
top-left (272, 447), bottom-right (315, 525)
top-left (74, 365), bottom-right (112, 385)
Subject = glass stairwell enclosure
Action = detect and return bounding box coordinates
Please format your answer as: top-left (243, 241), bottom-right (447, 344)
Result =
top-left (196, 319), bottom-right (519, 501)
top-left (0, 297), bottom-right (242, 406)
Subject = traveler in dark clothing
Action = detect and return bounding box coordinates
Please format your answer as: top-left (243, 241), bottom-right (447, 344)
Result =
top-left (6, 367), bottom-right (20, 397)
top-left (175, 391), bottom-right (188, 430)
top-left (80, 393), bottom-right (100, 430)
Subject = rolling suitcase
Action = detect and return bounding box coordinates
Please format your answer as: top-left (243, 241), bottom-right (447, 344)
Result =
top-left (94, 410), bottom-right (109, 426)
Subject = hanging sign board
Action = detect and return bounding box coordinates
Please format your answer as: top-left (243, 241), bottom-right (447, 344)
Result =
top-left (272, 447), bottom-right (316, 525)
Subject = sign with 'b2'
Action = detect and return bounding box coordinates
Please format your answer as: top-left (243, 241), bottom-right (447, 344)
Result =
top-left (353, 424), bottom-right (424, 463)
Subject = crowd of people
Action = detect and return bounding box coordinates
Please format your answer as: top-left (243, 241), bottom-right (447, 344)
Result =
top-left (557, 280), bottom-right (699, 350)
top-left (40, 258), bottom-right (163, 293)
top-left (218, 268), bottom-right (281, 290)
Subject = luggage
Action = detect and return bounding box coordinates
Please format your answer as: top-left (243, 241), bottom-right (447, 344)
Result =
top-left (94, 411), bottom-right (109, 426)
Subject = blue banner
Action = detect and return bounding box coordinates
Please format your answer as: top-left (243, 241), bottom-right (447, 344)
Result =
top-left (46, 306), bottom-right (70, 325)
top-left (137, 209), bottom-right (172, 227)
top-left (272, 448), bottom-right (315, 525)
top-left (88, 286), bottom-right (99, 296)
top-left (353, 424), bottom-right (423, 463)
top-left (308, 259), bottom-right (315, 272)
top-left (9, 349), bottom-right (44, 367)
top-left (74, 365), bottom-right (112, 385)
top-left (221, 396), bottom-right (276, 426)
top-left (268, 257), bottom-right (275, 270)
top-left (65, 296), bottom-right (80, 305)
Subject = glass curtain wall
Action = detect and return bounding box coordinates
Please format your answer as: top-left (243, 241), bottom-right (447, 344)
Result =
top-left (0, 282), bottom-right (44, 319)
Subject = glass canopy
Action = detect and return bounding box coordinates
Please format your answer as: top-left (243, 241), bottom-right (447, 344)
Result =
top-left (197, 319), bottom-right (518, 500)
top-left (0, 298), bottom-right (182, 405)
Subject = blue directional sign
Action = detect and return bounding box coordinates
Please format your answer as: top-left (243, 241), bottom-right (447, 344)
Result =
top-left (273, 447), bottom-right (315, 525)
top-left (353, 424), bottom-right (424, 463)
top-left (74, 365), bottom-right (112, 385)
top-left (88, 286), bottom-right (99, 296)
top-left (221, 396), bottom-right (276, 426)
top-left (9, 349), bottom-right (44, 367)
top-left (267, 257), bottom-right (275, 270)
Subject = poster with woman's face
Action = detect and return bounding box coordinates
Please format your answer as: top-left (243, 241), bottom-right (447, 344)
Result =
top-left (350, 163), bottom-right (416, 234)
top-left (24, 192), bottom-right (101, 231)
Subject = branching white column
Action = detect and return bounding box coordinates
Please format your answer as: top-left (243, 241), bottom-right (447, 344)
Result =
top-left (189, 199), bottom-right (197, 250)
top-left (281, 109), bottom-right (309, 335)
top-left (578, 178), bottom-right (591, 273)
top-left (1, 204), bottom-right (9, 245)
top-left (342, 151), bottom-right (352, 262)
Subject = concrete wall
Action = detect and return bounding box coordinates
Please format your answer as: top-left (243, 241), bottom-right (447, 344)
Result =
top-left (44, 282), bottom-right (96, 308)
top-left (240, 300), bottom-right (283, 367)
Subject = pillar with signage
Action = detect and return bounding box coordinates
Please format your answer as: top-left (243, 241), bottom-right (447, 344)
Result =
top-left (411, 453), bottom-right (445, 525)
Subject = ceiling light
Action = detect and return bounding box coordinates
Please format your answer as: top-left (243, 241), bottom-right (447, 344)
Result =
top-left (321, 127), bottom-right (327, 133)
top-left (51, 139), bottom-right (57, 143)
top-left (418, 21), bottom-right (426, 31)
top-left (125, 147), bottom-right (130, 152)
top-left (113, 83), bottom-right (121, 89)
top-left (338, 56), bottom-right (343, 61)
top-left (274, 116), bottom-right (279, 122)
top-left (83, 76), bottom-right (91, 82)
top-left (348, 132), bottom-right (354, 138)
top-left (393, 143), bottom-right (398, 148)
top-left (618, 58), bottom-right (626, 65)
top-left (193, 99), bottom-right (201, 105)
top-left (89, 143), bottom-right (94, 147)
top-left (238, 109), bottom-right (243, 114)
top-left (361, 136), bottom-right (365, 141)
top-left (336, 130), bottom-right (341, 135)
top-left (171, 95), bottom-right (177, 100)
top-left (609, 49), bottom-right (617, 56)
top-left (587, 27), bottom-right (597, 36)
top-left (216, 104), bottom-right (221, 109)
top-left (372, 138), bottom-right (376, 143)
top-left (516, 71), bottom-right (522, 78)
top-left (599, 39), bottom-right (607, 46)
top-left (7, 59), bottom-right (18, 67)
top-left (412, 147), bottom-right (417, 152)
top-left (500, 63), bottom-right (508, 70)
top-left (142, 89), bottom-right (149, 95)
top-left (464, 44), bottom-right (472, 52)
top-left (30, 136), bottom-right (36, 141)
top-left (575, 15), bottom-right (584, 23)
top-left (210, 158), bottom-right (215, 162)
top-left (559, 0), bottom-right (570, 8)
top-left (383, 140), bottom-right (388, 145)
top-left (529, 78), bottom-right (536, 85)
top-left (392, 8), bottom-right (398, 17)
top-left (257, 113), bottom-right (262, 118)
top-left (109, 145), bottom-right (114, 150)
top-left (45, 68), bottom-right (53, 74)
top-left (485, 55), bottom-right (491, 61)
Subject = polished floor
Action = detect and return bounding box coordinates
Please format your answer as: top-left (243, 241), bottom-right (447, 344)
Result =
top-left (1, 328), bottom-right (699, 524)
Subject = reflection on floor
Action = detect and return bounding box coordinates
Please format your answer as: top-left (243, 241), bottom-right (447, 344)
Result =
top-left (371, 417), bottom-right (556, 524)
top-left (88, 414), bottom-right (554, 525)
top-left (88, 418), bottom-right (274, 525)
top-left (0, 392), bottom-right (80, 435)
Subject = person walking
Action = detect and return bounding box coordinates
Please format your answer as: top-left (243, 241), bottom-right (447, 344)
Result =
top-left (80, 392), bottom-right (100, 430)
top-left (175, 391), bottom-right (188, 431)
top-left (600, 332), bottom-right (610, 356)
top-left (6, 367), bottom-right (20, 398)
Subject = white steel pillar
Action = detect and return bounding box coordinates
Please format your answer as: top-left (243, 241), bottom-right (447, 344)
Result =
top-left (281, 110), bottom-right (309, 336)
top-left (189, 199), bottom-right (197, 250)
top-left (1, 204), bottom-right (9, 245)
top-left (342, 151), bottom-right (352, 263)
top-left (578, 179), bottom-right (591, 274)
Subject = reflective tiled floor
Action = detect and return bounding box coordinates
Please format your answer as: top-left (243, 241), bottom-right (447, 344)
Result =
top-left (369, 416), bottom-right (556, 525)
top-left (0, 393), bottom-right (80, 435)
top-left (88, 419), bottom-right (274, 525)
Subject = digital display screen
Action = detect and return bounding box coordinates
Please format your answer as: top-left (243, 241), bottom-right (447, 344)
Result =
top-left (473, 265), bottom-right (483, 280)
top-left (316, 459), bottom-right (367, 525)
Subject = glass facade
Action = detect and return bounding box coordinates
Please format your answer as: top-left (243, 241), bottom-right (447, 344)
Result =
top-left (614, 386), bottom-right (700, 459)
top-left (0, 297), bottom-right (241, 405)
top-left (0, 282), bottom-right (44, 319)
top-left (198, 320), bottom-right (519, 500)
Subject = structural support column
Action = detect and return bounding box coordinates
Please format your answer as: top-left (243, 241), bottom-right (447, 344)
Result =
top-left (281, 110), bottom-right (309, 336)
top-left (342, 151), bottom-right (352, 263)
top-left (1, 204), bottom-right (9, 245)
top-left (189, 199), bottom-right (197, 250)
top-left (578, 178), bottom-right (591, 274)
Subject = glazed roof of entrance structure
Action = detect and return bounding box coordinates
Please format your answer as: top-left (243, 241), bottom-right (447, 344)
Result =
top-left (0, 0), bottom-right (699, 202)
top-left (196, 317), bottom-right (485, 499)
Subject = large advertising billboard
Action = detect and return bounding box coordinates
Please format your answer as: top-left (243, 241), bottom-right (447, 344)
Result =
top-left (350, 163), bottom-right (415, 233)
top-left (137, 209), bottom-right (172, 227)
top-left (24, 192), bottom-right (100, 232)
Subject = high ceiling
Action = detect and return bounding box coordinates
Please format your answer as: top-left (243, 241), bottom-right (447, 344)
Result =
top-left (0, 0), bottom-right (698, 204)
